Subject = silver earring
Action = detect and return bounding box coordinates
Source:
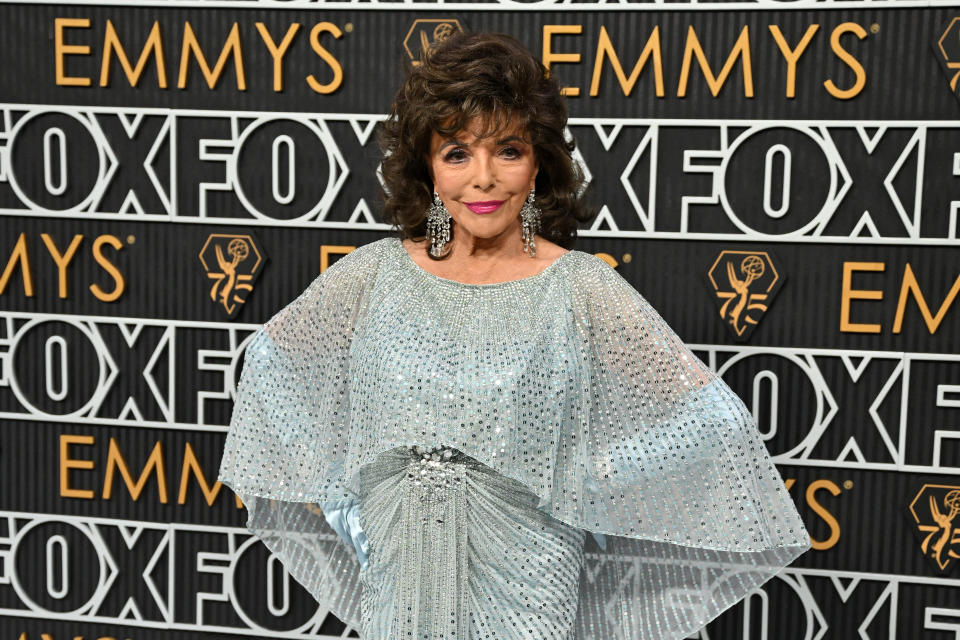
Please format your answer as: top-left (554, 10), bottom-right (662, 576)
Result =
top-left (520, 190), bottom-right (542, 257)
top-left (426, 191), bottom-right (451, 257)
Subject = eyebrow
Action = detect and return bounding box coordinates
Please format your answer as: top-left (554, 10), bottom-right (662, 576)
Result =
top-left (438, 135), bottom-right (528, 151)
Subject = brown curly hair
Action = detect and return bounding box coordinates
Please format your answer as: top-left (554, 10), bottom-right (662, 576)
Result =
top-left (378, 31), bottom-right (594, 259)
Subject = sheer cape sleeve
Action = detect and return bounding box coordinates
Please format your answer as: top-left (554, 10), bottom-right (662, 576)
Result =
top-left (216, 237), bottom-right (811, 638)
top-left (567, 253), bottom-right (811, 639)
top-left (217, 240), bottom-right (382, 629)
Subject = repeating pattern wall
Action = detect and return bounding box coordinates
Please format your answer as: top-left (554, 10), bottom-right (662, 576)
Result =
top-left (1, 1), bottom-right (959, 638)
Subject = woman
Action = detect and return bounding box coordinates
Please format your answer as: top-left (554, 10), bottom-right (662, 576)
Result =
top-left (218, 32), bottom-right (811, 640)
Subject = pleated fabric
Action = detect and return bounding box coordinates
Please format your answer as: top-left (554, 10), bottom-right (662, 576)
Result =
top-left (219, 236), bottom-right (812, 639)
top-left (356, 445), bottom-right (585, 640)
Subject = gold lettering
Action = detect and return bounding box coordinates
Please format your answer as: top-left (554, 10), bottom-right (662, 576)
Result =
top-left (893, 263), bottom-right (960, 334)
top-left (678, 25), bottom-right (754, 98)
top-left (840, 261), bottom-right (884, 333)
top-left (542, 25), bottom-right (582, 97)
top-left (806, 479), bottom-right (841, 550)
top-left (89, 234), bottom-right (125, 302)
top-left (0, 232), bottom-right (34, 296)
top-left (824, 22), bottom-right (867, 99)
top-left (320, 245), bottom-right (355, 272)
top-left (256, 22), bottom-right (301, 92)
top-left (60, 434), bottom-right (95, 499)
top-left (55, 17), bottom-right (92, 87)
top-left (178, 442), bottom-right (243, 507)
top-left (40, 233), bottom-right (83, 299)
top-left (590, 25), bottom-right (664, 97)
top-left (306, 22), bottom-right (343, 94)
top-left (178, 21), bottom-right (247, 90)
top-left (100, 19), bottom-right (167, 88)
top-left (769, 25), bottom-right (819, 99)
top-left (103, 438), bottom-right (169, 502)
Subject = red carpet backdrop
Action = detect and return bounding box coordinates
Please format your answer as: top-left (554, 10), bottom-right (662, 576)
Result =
top-left (0, 1), bottom-right (959, 638)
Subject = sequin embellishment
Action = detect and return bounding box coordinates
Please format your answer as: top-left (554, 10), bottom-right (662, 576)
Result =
top-left (407, 444), bottom-right (464, 501)
top-left (356, 445), bottom-right (585, 640)
top-left (218, 236), bottom-right (812, 640)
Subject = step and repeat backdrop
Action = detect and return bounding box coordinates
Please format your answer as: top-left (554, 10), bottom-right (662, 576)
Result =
top-left (1, 1), bottom-right (959, 638)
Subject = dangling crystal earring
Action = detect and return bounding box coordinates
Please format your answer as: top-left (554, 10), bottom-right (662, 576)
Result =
top-left (520, 190), bottom-right (542, 257)
top-left (426, 191), bottom-right (451, 257)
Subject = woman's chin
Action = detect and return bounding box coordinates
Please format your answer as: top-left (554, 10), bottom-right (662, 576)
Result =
top-left (453, 215), bottom-right (518, 238)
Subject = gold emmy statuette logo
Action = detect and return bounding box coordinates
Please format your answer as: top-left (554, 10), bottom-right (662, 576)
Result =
top-left (933, 18), bottom-right (960, 104)
top-left (403, 19), bottom-right (464, 65)
top-left (703, 250), bottom-right (784, 341)
top-left (908, 483), bottom-right (960, 575)
top-left (198, 233), bottom-right (267, 319)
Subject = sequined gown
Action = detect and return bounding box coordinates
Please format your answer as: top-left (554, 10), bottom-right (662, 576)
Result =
top-left (218, 236), bottom-right (811, 639)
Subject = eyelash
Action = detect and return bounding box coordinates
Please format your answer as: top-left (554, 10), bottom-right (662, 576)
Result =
top-left (443, 146), bottom-right (522, 162)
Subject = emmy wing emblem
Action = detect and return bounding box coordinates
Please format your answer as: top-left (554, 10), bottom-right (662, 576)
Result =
top-left (403, 19), bottom-right (463, 65)
top-left (908, 484), bottom-right (960, 575)
top-left (198, 233), bottom-right (267, 319)
top-left (703, 250), bottom-right (785, 342)
top-left (933, 18), bottom-right (960, 105)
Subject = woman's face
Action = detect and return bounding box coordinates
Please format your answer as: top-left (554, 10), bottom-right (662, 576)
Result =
top-left (426, 116), bottom-right (539, 245)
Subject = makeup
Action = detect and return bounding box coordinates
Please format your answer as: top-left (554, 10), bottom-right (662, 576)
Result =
top-left (464, 200), bottom-right (505, 214)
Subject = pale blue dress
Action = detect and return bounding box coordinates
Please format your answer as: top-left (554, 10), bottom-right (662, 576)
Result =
top-left (218, 236), bottom-right (811, 639)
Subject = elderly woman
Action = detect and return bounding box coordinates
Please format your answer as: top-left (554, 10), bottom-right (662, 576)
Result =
top-left (218, 32), bottom-right (810, 640)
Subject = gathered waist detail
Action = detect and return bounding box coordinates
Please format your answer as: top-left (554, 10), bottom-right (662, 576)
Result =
top-left (404, 444), bottom-right (468, 502)
top-left (355, 444), bottom-right (584, 640)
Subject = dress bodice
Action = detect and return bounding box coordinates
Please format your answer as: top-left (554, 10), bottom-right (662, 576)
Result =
top-left (345, 238), bottom-right (587, 508)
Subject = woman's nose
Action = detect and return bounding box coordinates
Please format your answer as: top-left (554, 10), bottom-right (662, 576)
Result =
top-left (472, 155), bottom-right (495, 190)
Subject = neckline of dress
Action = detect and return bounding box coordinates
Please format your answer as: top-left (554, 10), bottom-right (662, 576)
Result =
top-left (392, 236), bottom-right (573, 289)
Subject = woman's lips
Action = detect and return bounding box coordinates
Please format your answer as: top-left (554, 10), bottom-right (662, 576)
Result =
top-left (464, 200), bottom-right (505, 214)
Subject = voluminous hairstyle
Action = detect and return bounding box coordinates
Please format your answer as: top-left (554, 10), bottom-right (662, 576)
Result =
top-left (378, 31), bottom-right (595, 258)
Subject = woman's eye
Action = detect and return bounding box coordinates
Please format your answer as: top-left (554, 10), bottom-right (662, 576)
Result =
top-left (442, 146), bottom-right (522, 162)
